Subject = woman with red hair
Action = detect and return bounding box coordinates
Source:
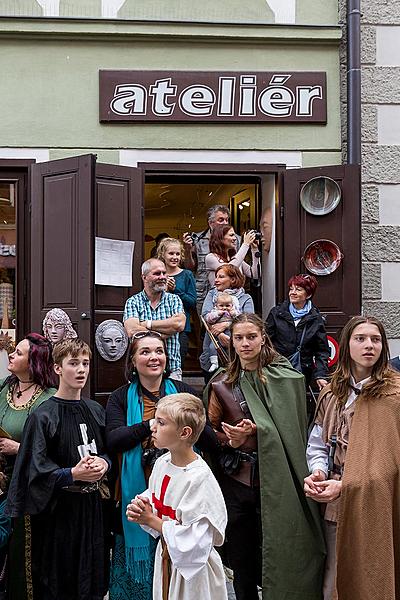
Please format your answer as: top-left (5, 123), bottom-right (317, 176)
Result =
top-left (266, 274), bottom-right (329, 389)
top-left (205, 224), bottom-right (260, 287)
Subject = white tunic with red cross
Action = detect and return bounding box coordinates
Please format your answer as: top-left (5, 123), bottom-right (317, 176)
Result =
top-left (141, 452), bottom-right (228, 600)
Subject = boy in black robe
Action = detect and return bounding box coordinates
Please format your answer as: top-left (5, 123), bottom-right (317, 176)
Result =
top-left (6, 339), bottom-right (110, 600)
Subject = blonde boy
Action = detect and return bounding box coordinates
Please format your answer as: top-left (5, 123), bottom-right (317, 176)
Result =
top-left (127, 393), bottom-right (227, 600)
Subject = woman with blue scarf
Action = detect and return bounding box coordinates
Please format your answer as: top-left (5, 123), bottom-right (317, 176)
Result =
top-left (106, 331), bottom-right (215, 600)
top-left (266, 274), bottom-right (329, 390)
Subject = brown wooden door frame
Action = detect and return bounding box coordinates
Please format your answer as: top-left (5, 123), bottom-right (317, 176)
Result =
top-left (0, 159), bottom-right (35, 341)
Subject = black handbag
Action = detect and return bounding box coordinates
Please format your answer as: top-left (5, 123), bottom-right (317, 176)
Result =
top-left (288, 325), bottom-right (307, 373)
top-left (218, 446), bottom-right (242, 476)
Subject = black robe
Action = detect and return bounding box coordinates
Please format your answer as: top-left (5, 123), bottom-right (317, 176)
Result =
top-left (6, 396), bottom-right (109, 600)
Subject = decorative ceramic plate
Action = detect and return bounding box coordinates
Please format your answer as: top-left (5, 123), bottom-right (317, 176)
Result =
top-left (303, 239), bottom-right (343, 275)
top-left (300, 176), bottom-right (341, 216)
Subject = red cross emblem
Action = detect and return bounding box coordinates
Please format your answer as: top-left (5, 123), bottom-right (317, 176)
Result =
top-left (152, 475), bottom-right (177, 520)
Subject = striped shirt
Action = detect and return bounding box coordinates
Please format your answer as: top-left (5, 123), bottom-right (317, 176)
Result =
top-left (123, 290), bottom-right (184, 372)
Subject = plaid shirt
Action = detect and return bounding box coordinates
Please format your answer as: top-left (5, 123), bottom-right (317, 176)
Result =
top-left (123, 290), bottom-right (184, 372)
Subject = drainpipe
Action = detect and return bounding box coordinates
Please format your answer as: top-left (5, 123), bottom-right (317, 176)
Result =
top-left (347, 0), bottom-right (361, 165)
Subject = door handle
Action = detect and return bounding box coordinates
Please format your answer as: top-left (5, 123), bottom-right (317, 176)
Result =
top-left (80, 312), bottom-right (90, 320)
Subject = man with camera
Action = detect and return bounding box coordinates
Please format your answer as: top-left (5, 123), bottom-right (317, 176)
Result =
top-left (183, 204), bottom-right (240, 314)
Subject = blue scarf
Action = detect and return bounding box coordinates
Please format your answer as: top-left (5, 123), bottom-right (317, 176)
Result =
top-left (289, 300), bottom-right (312, 320)
top-left (121, 377), bottom-right (177, 582)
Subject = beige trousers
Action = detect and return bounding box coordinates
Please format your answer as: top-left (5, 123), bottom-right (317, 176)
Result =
top-left (323, 520), bottom-right (337, 600)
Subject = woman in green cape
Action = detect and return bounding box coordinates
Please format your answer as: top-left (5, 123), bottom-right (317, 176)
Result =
top-left (206, 313), bottom-right (325, 600)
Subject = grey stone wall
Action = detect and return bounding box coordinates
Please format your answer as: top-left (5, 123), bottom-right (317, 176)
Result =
top-left (341, 0), bottom-right (400, 351)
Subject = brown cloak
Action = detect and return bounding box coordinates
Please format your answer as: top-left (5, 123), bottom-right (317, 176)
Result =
top-left (336, 376), bottom-right (400, 600)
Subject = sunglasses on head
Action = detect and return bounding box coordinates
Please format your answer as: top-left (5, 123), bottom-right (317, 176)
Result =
top-left (131, 331), bottom-right (162, 340)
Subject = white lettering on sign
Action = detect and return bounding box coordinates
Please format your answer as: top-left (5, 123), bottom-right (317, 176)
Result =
top-left (179, 86), bottom-right (216, 116)
top-left (0, 245), bottom-right (16, 257)
top-left (296, 86), bottom-right (323, 117)
top-left (110, 84), bottom-right (147, 115)
top-left (102, 71), bottom-right (326, 122)
top-left (149, 78), bottom-right (177, 116)
top-left (217, 77), bottom-right (236, 116)
top-left (239, 75), bottom-right (257, 116)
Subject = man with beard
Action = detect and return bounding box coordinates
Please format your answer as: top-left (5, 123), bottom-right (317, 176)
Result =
top-left (123, 258), bottom-right (185, 380)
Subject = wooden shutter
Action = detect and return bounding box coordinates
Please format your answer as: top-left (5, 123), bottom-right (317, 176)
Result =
top-left (281, 164), bottom-right (361, 338)
top-left (30, 154), bottom-right (95, 343)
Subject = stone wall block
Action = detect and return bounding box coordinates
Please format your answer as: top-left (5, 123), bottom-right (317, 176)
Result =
top-left (361, 0), bottom-right (400, 25)
top-left (362, 225), bottom-right (400, 261)
top-left (362, 262), bottom-right (381, 299)
top-left (362, 67), bottom-right (400, 103)
top-left (361, 25), bottom-right (376, 64)
top-left (361, 184), bottom-right (379, 223)
top-left (361, 104), bottom-right (377, 143)
top-left (362, 301), bottom-right (400, 337)
top-left (362, 145), bottom-right (400, 183)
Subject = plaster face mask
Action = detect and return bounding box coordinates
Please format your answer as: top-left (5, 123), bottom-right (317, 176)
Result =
top-left (43, 308), bottom-right (77, 345)
top-left (95, 319), bottom-right (129, 362)
top-left (101, 327), bottom-right (124, 358)
top-left (45, 321), bottom-right (66, 344)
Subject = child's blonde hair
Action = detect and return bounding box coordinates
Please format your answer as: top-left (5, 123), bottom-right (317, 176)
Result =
top-left (216, 292), bottom-right (234, 305)
top-left (156, 393), bottom-right (206, 444)
top-left (156, 237), bottom-right (185, 264)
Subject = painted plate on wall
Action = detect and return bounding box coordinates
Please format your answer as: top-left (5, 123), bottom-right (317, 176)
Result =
top-left (303, 239), bottom-right (343, 275)
top-left (300, 176), bottom-right (341, 215)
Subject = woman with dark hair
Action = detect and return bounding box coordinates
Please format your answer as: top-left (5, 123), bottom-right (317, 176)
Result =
top-left (304, 316), bottom-right (400, 600)
top-left (106, 331), bottom-right (215, 600)
top-left (206, 313), bottom-right (325, 600)
top-left (205, 224), bottom-right (260, 287)
top-left (0, 333), bottom-right (57, 476)
top-left (200, 264), bottom-right (254, 373)
top-left (266, 273), bottom-right (329, 389)
top-left (0, 333), bottom-right (57, 600)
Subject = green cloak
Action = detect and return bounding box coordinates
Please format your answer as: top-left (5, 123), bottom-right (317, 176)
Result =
top-left (207, 358), bottom-right (325, 599)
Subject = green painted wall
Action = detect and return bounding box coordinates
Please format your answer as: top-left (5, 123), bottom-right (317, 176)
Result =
top-left (0, 35), bottom-right (341, 153)
top-left (0, 0), bottom-right (339, 25)
top-left (297, 1), bottom-right (338, 25)
top-left (118, 0), bottom-right (274, 22)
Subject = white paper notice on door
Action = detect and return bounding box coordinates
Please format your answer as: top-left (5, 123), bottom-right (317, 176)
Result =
top-left (95, 237), bottom-right (135, 287)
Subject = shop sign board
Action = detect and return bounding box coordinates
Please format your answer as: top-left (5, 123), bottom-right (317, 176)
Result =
top-left (99, 70), bottom-right (326, 123)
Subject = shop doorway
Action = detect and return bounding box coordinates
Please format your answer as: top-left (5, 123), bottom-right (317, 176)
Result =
top-left (1, 155), bottom-right (359, 400)
top-left (0, 161), bottom-right (33, 363)
top-left (143, 177), bottom-right (269, 372)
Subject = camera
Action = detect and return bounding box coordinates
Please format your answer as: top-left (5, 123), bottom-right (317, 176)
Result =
top-left (141, 447), bottom-right (168, 469)
top-left (190, 232), bottom-right (200, 243)
top-left (254, 231), bottom-right (262, 241)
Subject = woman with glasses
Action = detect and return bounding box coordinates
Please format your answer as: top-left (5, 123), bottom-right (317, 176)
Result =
top-left (266, 273), bottom-right (329, 390)
top-left (105, 331), bottom-right (215, 600)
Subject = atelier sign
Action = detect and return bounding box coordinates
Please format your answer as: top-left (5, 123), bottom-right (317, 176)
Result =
top-left (99, 70), bottom-right (326, 123)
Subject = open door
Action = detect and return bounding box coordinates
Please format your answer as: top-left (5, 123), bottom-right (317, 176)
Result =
top-left (30, 155), bottom-right (144, 401)
top-left (94, 163), bottom-right (143, 405)
top-left (281, 164), bottom-right (361, 340)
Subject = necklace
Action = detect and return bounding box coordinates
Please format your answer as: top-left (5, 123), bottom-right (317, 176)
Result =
top-left (7, 385), bottom-right (43, 412)
top-left (16, 381), bottom-right (35, 399)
